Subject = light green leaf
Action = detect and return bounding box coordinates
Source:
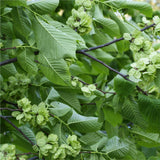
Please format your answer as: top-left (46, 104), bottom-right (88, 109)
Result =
top-left (57, 88), bottom-right (81, 113)
top-left (27, 0), bottom-right (59, 14)
top-left (68, 110), bottom-right (102, 133)
top-left (131, 127), bottom-right (160, 147)
top-left (33, 16), bottom-right (76, 60)
top-left (38, 54), bottom-right (71, 86)
top-left (92, 29), bottom-right (118, 52)
top-left (12, 7), bottom-right (31, 38)
top-left (50, 101), bottom-right (73, 121)
top-left (114, 76), bottom-right (136, 96)
top-left (95, 17), bottom-right (120, 37)
top-left (103, 107), bottom-right (122, 127)
top-left (138, 94), bottom-right (160, 125)
top-left (93, 4), bottom-right (120, 37)
top-left (17, 48), bottom-right (38, 74)
top-left (14, 126), bottom-right (36, 144)
top-left (107, 0), bottom-right (153, 17)
top-left (44, 15), bottom-right (87, 50)
top-left (102, 137), bottom-right (133, 158)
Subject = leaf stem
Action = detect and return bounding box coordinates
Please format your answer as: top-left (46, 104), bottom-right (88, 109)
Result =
top-left (49, 113), bottom-right (74, 135)
top-left (0, 115), bottom-right (35, 145)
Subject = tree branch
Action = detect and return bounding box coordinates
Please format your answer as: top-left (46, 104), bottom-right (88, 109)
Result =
top-left (77, 51), bottom-right (148, 95)
top-left (77, 23), bottom-right (155, 52)
top-left (0, 115), bottom-right (35, 145)
top-left (2, 100), bottom-right (18, 107)
top-left (0, 47), bottom-right (16, 51)
top-left (0, 108), bottom-right (22, 111)
top-left (77, 51), bottom-right (129, 79)
top-left (140, 23), bottom-right (155, 32)
top-left (0, 58), bottom-right (17, 66)
top-left (71, 76), bottom-right (115, 95)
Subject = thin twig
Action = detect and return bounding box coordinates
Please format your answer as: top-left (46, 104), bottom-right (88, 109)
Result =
top-left (0, 108), bottom-right (22, 111)
top-left (77, 51), bottom-right (129, 79)
top-left (140, 23), bottom-right (155, 31)
top-left (77, 51), bottom-right (147, 95)
top-left (0, 47), bottom-right (16, 51)
top-left (71, 76), bottom-right (115, 95)
top-left (49, 113), bottom-right (74, 134)
top-left (0, 58), bottom-right (17, 66)
top-left (78, 37), bottom-right (124, 52)
top-left (0, 115), bottom-right (35, 145)
top-left (77, 23), bottom-right (155, 52)
top-left (2, 100), bottom-right (18, 107)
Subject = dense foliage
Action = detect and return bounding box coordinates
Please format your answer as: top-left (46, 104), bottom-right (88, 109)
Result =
top-left (0, 0), bottom-right (160, 159)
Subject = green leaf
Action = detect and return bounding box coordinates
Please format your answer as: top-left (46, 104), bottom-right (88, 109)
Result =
top-left (45, 87), bottom-right (60, 103)
top-left (50, 101), bottom-right (73, 121)
top-left (38, 54), bottom-right (71, 86)
top-left (51, 123), bottom-right (66, 144)
top-left (14, 125), bottom-right (36, 144)
top-left (17, 48), bottom-right (38, 74)
top-left (114, 76), bottom-right (136, 96)
top-left (11, 7), bottom-right (31, 38)
top-left (95, 17), bottom-right (120, 37)
top-left (107, 0), bottom-right (153, 17)
top-left (90, 137), bottom-right (108, 151)
top-left (138, 94), bottom-right (160, 125)
top-left (2, 0), bottom-right (27, 7)
top-left (122, 97), bottom-right (146, 128)
top-left (44, 15), bottom-right (87, 50)
top-left (103, 107), bottom-right (122, 127)
top-left (80, 132), bottom-right (105, 145)
top-left (68, 110), bottom-right (102, 133)
top-left (131, 127), bottom-right (160, 147)
top-left (92, 29), bottom-right (118, 52)
top-left (155, 69), bottom-right (160, 87)
top-left (57, 88), bottom-right (81, 113)
top-left (102, 137), bottom-right (135, 158)
top-left (33, 16), bottom-right (76, 60)
top-left (27, 0), bottom-right (59, 14)
top-left (93, 4), bottom-right (120, 37)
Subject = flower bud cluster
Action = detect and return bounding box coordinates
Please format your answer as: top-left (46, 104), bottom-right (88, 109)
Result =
top-left (66, 0), bottom-right (94, 35)
top-left (12, 98), bottom-right (49, 126)
top-left (0, 74), bottom-right (31, 102)
top-left (35, 132), bottom-right (81, 159)
top-left (71, 77), bottom-right (96, 97)
top-left (126, 19), bottom-right (160, 93)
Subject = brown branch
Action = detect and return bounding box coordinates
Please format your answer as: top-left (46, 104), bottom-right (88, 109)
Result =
top-left (16, 152), bottom-right (38, 156)
top-left (71, 76), bottom-right (115, 95)
top-left (77, 23), bottom-right (155, 52)
top-left (0, 115), bottom-right (35, 145)
top-left (140, 23), bottom-right (155, 31)
top-left (0, 47), bottom-right (16, 51)
top-left (0, 58), bottom-right (17, 66)
top-left (77, 51), bottom-right (129, 79)
top-left (2, 100), bottom-right (18, 107)
top-left (77, 51), bottom-right (147, 95)
top-left (0, 108), bottom-right (22, 111)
